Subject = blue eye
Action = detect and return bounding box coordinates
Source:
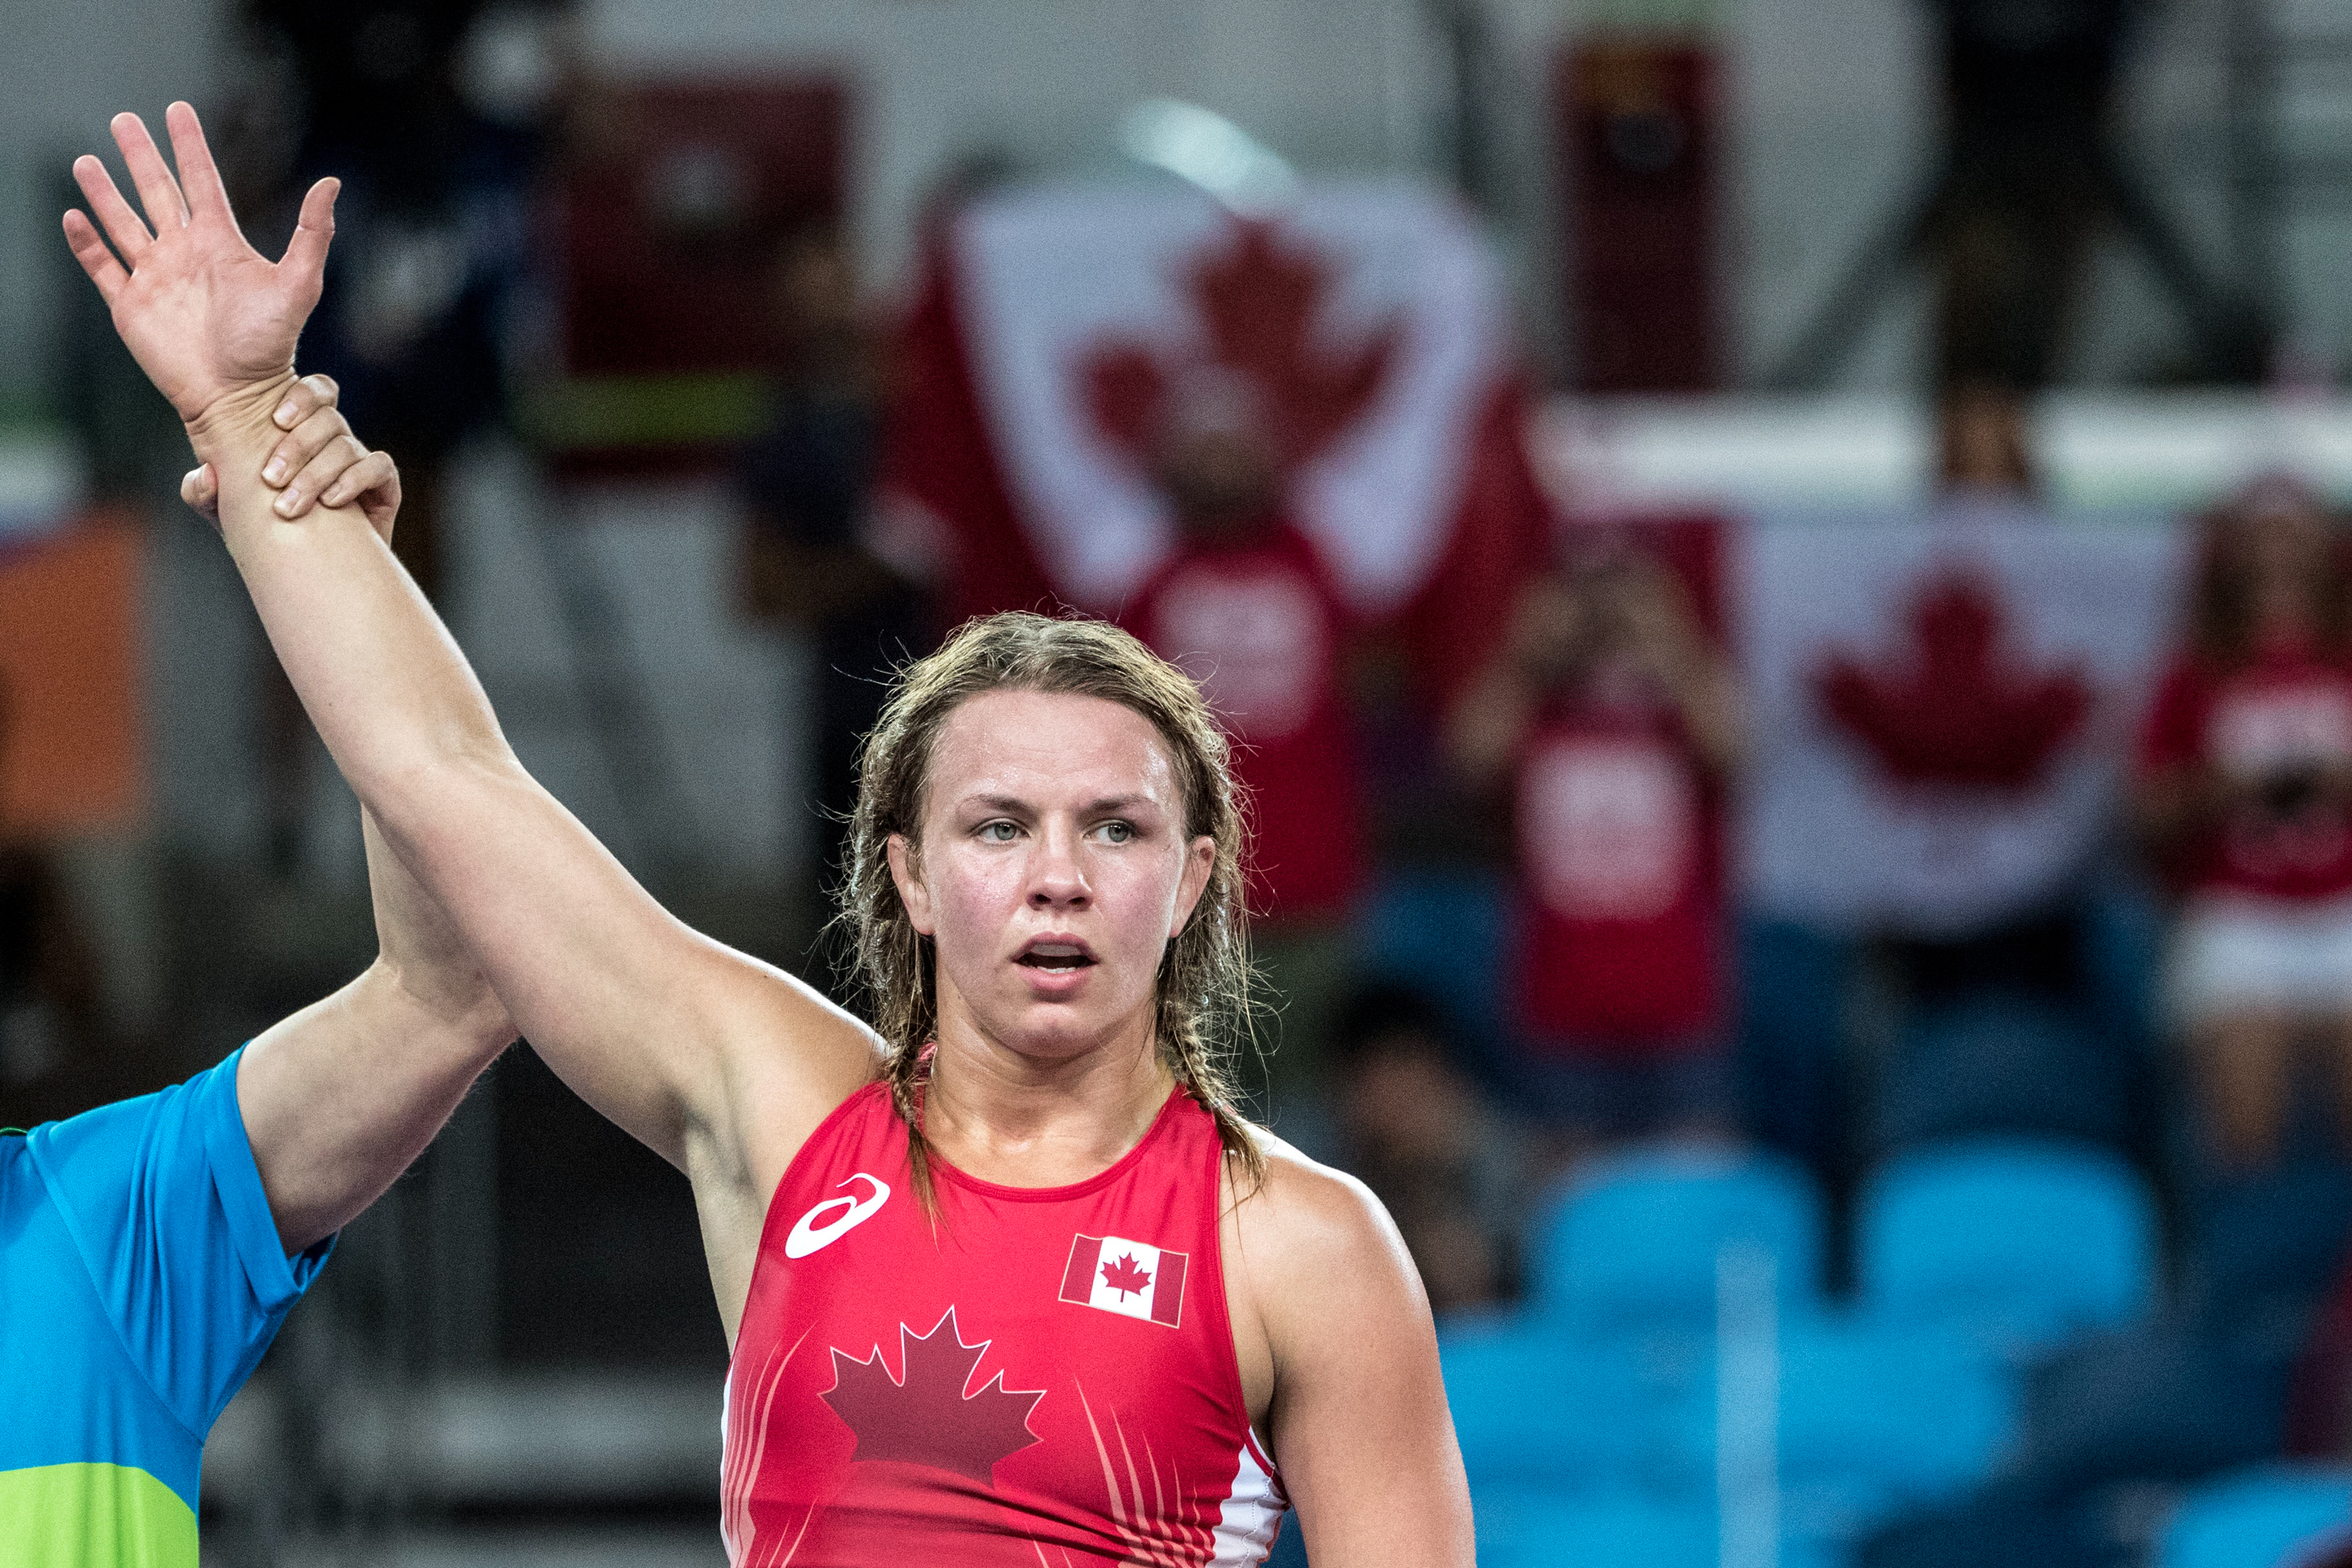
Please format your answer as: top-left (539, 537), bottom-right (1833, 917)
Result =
top-left (979, 821), bottom-right (1018, 843)
top-left (1097, 820), bottom-right (1134, 844)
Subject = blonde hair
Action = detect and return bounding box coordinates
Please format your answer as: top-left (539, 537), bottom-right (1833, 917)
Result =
top-left (833, 611), bottom-right (1264, 1203)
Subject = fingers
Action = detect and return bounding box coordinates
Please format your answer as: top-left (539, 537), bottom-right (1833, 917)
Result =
top-left (71, 154), bottom-right (151, 262)
top-left (60, 210), bottom-right (129, 303)
top-left (325, 449), bottom-right (397, 510)
top-left (281, 178), bottom-right (339, 301)
top-left (162, 102), bottom-right (235, 227)
top-left (109, 111), bottom-right (189, 232)
top-left (267, 372), bottom-right (341, 435)
top-left (334, 452), bottom-right (402, 544)
top-left (262, 401), bottom-right (354, 491)
top-left (275, 431), bottom-right (371, 518)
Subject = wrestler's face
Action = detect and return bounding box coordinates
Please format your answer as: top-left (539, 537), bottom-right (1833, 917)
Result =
top-left (889, 688), bottom-right (1214, 1069)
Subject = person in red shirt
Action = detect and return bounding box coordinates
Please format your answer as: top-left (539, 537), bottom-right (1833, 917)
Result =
top-left (1121, 376), bottom-right (1365, 1100)
top-left (2136, 477), bottom-right (2352, 1171)
top-left (1451, 542), bottom-right (1742, 1152)
top-left (68, 105), bottom-right (1472, 1566)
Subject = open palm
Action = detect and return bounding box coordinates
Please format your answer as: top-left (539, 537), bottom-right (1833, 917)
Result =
top-left (62, 103), bottom-right (336, 426)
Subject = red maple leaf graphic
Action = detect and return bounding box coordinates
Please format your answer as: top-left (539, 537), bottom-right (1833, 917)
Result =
top-left (1099, 1251), bottom-right (1152, 1301)
top-left (1080, 220), bottom-right (1403, 477)
top-left (1814, 570), bottom-right (2090, 792)
top-left (819, 1307), bottom-right (1044, 1486)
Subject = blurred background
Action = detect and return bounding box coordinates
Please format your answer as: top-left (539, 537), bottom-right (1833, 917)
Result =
top-left (6, 0), bottom-right (2352, 1564)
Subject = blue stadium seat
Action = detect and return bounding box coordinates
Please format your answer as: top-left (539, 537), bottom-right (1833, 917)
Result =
top-left (1472, 1488), bottom-right (1718, 1568)
top-left (1439, 1318), bottom-right (1686, 1490)
top-left (1856, 1138), bottom-right (2159, 1353)
top-left (1530, 1145), bottom-right (1828, 1338)
top-left (1666, 1316), bottom-right (2024, 1548)
top-left (1871, 994), bottom-right (2136, 1158)
top-left (2159, 1465), bottom-right (2352, 1568)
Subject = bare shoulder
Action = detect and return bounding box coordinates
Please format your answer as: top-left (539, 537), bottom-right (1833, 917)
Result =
top-left (681, 933), bottom-right (889, 1174)
top-left (1227, 1127), bottom-right (1424, 1328)
top-left (1232, 1128), bottom-right (1401, 1248)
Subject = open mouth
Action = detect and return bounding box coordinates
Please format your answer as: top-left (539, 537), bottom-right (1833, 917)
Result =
top-left (1016, 941), bottom-right (1098, 974)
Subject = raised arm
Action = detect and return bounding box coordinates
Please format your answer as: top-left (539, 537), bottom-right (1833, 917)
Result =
top-left (63, 106), bottom-right (877, 1214)
top-left (191, 386), bottom-right (511, 1253)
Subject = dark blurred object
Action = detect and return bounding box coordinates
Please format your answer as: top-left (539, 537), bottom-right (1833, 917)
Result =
top-left (1739, 914), bottom-right (1855, 1192)
top-left (1870, 990), bottom-right (2137, 1158)
top-left (2282, 1193), bottom-right (2352, 1457)
top-left (543, 75), bottom-right (847, 477)
top-left (1556, 38), bottom-right (1719, 391)
top-left (2015, 1315), bottom-right (2298, 1494)
top-left (735, 228), bottom-right (925, 906)
top-left (1769, 0), bottom-right (2266, 389)
top-left (0, 681), bottom-right (110, 1131)
top-left (493, 1044), bottom-right (726, 1368)
top-left (256, 0), bottom-right (570, 597)
top-left (2187, 1158), bottom-right (2352, 1331)
top-left (1329, 983), bottom-right (1530, 1315)
top-left (1859, 1488), bottom-right (2132, 1568)
top-left (1933, 0), bottom-right (2130, 391)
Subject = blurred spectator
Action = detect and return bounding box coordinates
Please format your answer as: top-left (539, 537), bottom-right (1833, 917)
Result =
top-left (2135, 478), bottom-right (2352, 1171)
top-left (2287, 1240), bottom-right (2352, 1460)
top-left (244, 1), bottom-right (572, 875)
top-left (1450, 543), bottom-right (1741, 1156)
top-left (1927, 0), bottom-right (2135, 391)
top-left (254, 0), bottom-right (562, 601)
top-left (737, 227), bottom-right (927, 905)
top-left (1329, 983), bottom-right (1528, 1316)
top-left (1938, 379), bottom-right (2038, 500)
top-left (1123, 374), bottom-right (1367, 1099)
top-left (0, 684), bottom-right (107, 1130)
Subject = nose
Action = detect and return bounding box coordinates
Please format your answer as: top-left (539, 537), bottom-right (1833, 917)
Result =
top-left (1027, 820), bottom-right (1091, 910)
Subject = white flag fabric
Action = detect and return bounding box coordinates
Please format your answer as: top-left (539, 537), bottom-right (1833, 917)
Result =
top-left (1736, 506), bottom-right (2187, 936)
top-left (952, 180), bottom-right (1510, 615)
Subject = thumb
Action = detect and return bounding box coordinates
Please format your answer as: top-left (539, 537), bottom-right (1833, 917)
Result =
top-left (182, 463), bottom-right (220, 526)
top-left (281, 176), bottom-right (339, 298)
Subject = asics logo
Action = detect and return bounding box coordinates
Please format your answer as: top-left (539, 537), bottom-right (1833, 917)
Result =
top-left (785, 1173), bottom-right (891, 1258)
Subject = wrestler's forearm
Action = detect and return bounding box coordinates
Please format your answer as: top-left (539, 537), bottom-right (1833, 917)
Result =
top-left (182, 385), bottom-right (755, 1170)
top-left (188, 385), bottom-right (514, 804)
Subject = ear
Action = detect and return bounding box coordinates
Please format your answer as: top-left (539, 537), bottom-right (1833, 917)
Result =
top-left (886, 833), bottom-right (937, 937)
top-left (1169, 834), bottom-right (1217, 940)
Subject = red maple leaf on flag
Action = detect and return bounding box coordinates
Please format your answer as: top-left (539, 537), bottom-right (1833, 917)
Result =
top-left (1814, 569), bottom-right (2090, 792)
top-left (1100, 1251), bottom-right (1153, 1301)
top-left (820, 1307), bottom-right (1044, 1486)
top-left (1080, 220), bottom-right (1403, 477)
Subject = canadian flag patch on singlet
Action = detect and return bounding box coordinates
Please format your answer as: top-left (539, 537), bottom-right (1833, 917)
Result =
top-left (1059, 1233), bottom-right (1188, 1327)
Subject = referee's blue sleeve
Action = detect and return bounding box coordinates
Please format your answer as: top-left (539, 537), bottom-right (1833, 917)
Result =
top-left (24, 1047), bottom-right (332, 1436)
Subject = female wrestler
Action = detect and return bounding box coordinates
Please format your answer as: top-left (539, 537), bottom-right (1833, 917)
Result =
top-left (64, 104), bottom-right (1472, 1566)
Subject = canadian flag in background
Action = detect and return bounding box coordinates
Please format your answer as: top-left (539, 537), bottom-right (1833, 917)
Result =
top-left (1061, 1234), bottom-right (1189, 1328)
top-left (871, 180), bottom-right (1552, 702)
top-left (1737, 508), bottom-right (2185, 936)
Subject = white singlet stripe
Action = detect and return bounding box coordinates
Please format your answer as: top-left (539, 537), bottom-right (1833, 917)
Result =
top-left (1209, 1431), bottom-right (1289, 1567)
